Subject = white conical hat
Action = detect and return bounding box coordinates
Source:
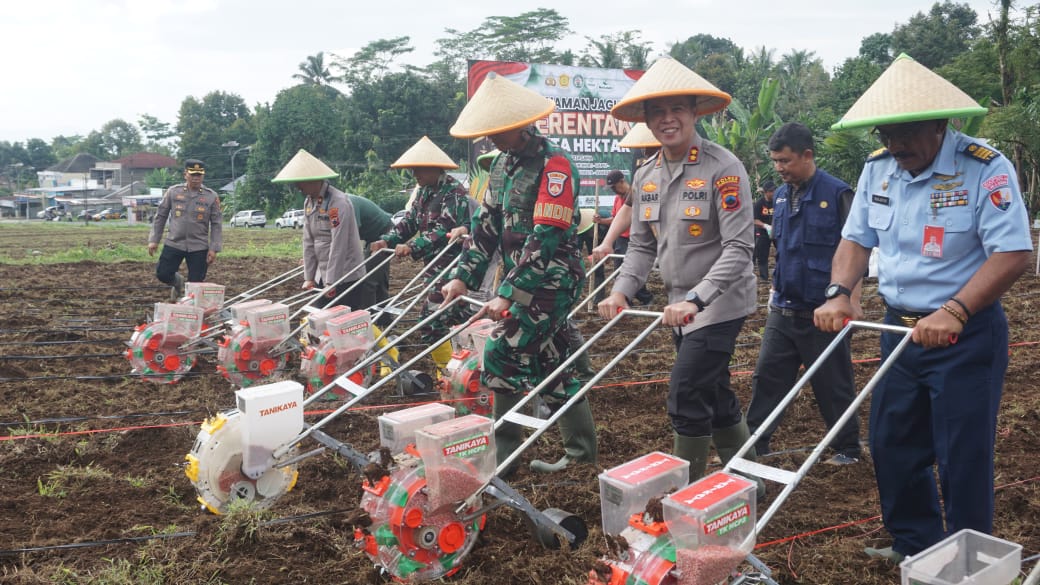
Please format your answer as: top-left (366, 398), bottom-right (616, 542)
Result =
top-left (832, 54), bottom-right (987, 130)
top-left (390, 136), bottom-right (459, 169)
top-left (611, 57), bottom-right (732, 122)
top-left (450, 72), bottom-right (555, 139)
top-left (618, 123), bottom-right (661, 149)
top-left (271, 149), bottom-right (337, 183)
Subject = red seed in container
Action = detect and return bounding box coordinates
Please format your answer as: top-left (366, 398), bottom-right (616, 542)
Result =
top-left (426, 466), bottom-right (483, 510)
top-left (674, 545), bottom-right (746, 585)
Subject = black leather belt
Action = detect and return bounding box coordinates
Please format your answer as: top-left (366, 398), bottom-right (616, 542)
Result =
top-left (770, 305), bottom-right (814, 319)
top-left (885, 305), bottom-right (932, 327)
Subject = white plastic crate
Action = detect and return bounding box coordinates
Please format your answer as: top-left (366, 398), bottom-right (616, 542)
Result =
top-left (900, 529), bottom-right (1022, 585)
top-left (598, 451), bottom-right (690, 535)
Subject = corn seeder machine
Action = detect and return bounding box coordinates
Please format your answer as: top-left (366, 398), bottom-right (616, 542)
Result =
top-left (183, 283), bottom-right (668, 581)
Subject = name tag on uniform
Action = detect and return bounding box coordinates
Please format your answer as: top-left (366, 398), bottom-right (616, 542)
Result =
top-left (921, 225), bottom-right (944, 258)
top-left (872, 194), bottom-right (890, 205)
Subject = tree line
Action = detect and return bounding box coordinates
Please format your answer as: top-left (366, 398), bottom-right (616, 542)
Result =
top-left (2, 3), bottom-right (1038, 218)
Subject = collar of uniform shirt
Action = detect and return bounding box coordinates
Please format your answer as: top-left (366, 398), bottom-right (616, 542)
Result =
top-left (787, 171), bottom-right (816, 212)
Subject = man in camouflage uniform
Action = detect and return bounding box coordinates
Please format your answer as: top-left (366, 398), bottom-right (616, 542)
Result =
top-left (148, 159), bottom-right (223, 301)
top-left (271, 149), bottom-right (369, 311)
top-left (442, 73), bottom-right (595, 473)
top-left (372, 136), bottom-right (474, 370)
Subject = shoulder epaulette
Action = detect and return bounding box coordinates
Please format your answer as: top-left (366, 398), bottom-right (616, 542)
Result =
top-left (866, 147), bottom-right (890, 162)
top-left (637, 151), bottom-right (659, 169)
top-left (964, 142), bottom-right (1000, 164)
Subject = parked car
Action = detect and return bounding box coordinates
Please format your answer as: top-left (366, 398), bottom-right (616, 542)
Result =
top-left (37, 206), bottom-right (67, 220)
top-left (230, 209), bottom-right (267, 228)
top-left (275, 209), bottom-right (304, 229)
top-left (91, 208), bottom-right (124, 221)
top-left (77, 209), bottom-right (98, 221)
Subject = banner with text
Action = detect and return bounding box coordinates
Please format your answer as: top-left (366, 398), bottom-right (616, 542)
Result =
top-left (466, 60), bottom-right (645, 213)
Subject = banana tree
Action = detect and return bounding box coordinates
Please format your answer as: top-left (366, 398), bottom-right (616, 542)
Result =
top-left (698, 77), bottom-right (782, 188)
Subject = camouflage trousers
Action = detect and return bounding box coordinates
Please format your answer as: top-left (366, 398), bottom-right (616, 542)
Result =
top-left (482, 286), bottom-right (582, 405)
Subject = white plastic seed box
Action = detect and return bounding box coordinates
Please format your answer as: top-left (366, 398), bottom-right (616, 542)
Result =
top-left (415, 414), bottom-right (495, 509)
top-left (326, 310), bottom-right (374, 351)
top-left (378, 402), bottom-right (456, 454)
top-left (663, 472), bottom-right (757, 583)
top-left (235, 380), bottom-right (304, 479)
top-left (303, 305), bottom-right (353, 340)
top-left (228, 299), bottom-right (271, 322)
top-left (153, 303), bottom-right (204, 339)
top-left (246, 302), bottom-right (290, 345)
top-left (598, 451), bottom-right (690, 535)
top-left (900, 529), bottom-right (1021, 585)
top-left (183, 282), bottom-right (225, 316)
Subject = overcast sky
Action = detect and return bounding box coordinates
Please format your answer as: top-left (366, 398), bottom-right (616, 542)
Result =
top-left (0, 0), bottom-right (1006, 144)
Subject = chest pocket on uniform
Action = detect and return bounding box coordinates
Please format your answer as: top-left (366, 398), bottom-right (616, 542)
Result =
top-left (868, 204), bottom-right (894, 231)
top-left (803, 203), bottom-right (839, 245)
top-left (931, 208), bottom-right (973, 233)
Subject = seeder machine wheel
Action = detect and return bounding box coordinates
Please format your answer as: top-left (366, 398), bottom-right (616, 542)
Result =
top-left (299, 343), bottom-right (373, 399)
top-left (216, 327), bottom-right (290, 388)
top-left (356, 465), bottom-right (486, 582)
top-left (184, 411), bottom-right (299, 514)
top-left (126, 321), bottom-right (196, 384)
top-left (439, 355), bottom-right (493, 416)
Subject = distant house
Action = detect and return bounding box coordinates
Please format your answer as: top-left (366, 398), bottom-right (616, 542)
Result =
top-left (110, 152), bottom-right (178, 187)
top-left (38, 153), bottom-right (100, 189)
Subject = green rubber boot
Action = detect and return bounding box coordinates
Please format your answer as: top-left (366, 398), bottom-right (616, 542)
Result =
top-left (530, 399), bottom-right (598, 473)
top-left (492, 391), bottom-right (525, 471)
top-left (673, 433), bottom-right (713, 480)
top-left (712, 417), bottom-right (766, 499)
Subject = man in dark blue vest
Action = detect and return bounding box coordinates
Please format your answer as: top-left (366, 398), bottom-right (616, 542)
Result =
top-left (745, 122), bottom-right (863, 465)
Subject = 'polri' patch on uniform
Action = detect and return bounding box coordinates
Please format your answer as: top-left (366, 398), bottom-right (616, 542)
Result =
top-left (965, 143), bottom-right (998, 164)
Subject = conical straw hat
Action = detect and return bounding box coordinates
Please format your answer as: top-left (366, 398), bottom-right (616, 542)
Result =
top-left (618, 123), bottom-right (661, 149)
top-left (450, 72), bottom-right (555, 139)
top-left (391, 136), bottom-right (458, 169)
top-left (271, 149), bottom-right (337, 183)
top-left (577, 207), bottom-right (595, 234)
top-left (832, 54), bottom-right (987, 130)
top-left (611, 57), bottom-right (732, 122)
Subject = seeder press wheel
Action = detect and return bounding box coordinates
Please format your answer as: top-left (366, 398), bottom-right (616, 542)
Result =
top-left (356, 465), bottom-right (486, 582)
top-left (184, 411), bottom-right (299, 514)
top-left (216, 327), bottom-right (290, 388)
top-left (126, 321), bottom-right (196, 384)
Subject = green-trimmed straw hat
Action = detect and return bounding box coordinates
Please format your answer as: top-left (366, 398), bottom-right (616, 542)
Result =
top-left (390, 136), bottom-right (458, 169)
top-left (831, 53), bottom-right (987, 130)
top-left (271, 149), bottom-right (337, 183)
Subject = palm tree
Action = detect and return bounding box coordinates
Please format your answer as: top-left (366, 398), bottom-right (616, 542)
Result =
top-left (293, 52), bottom-right (333, 86)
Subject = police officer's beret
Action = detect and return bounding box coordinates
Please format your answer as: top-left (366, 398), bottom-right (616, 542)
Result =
top-left (184, 159), bottom-right (206, 174)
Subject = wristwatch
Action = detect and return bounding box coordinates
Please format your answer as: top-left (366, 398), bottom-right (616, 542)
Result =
top-left (824, 283), bottom-right (852, 300)
top-left (685, 290), bottom-right (708, 311)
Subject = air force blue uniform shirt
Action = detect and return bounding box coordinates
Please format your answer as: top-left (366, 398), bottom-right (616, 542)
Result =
top-left (841, 128), bottom-right (1032, 311)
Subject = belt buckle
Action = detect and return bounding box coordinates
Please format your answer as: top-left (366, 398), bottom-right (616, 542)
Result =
top-left (898, 314), bottom-right (919, 327)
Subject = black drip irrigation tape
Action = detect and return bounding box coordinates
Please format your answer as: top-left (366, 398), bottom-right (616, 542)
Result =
top-left (0, 338), bottom-right (127, 347)
top-left (0, 352), bottom-right (126, 360)
top-left (0, 409), bottom-right (202, 428)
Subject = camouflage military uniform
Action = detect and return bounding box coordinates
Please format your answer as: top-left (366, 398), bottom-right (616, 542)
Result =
top-left (383, 174), bottom-right (474, 342)
top-left (453, 136), bottom-right (585, 402)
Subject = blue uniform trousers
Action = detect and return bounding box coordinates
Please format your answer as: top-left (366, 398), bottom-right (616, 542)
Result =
top-left (874, 302), bottom-right (1007, 556)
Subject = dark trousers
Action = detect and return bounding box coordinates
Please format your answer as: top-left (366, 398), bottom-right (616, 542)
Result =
top-left (613, 237), bottom-right (653, 304)
top-left (746, 309), bottom-right (860, 457)
top-left (754, 232), bottom-right (772, 280)
top-left (579, 229), bottom-right (606, 300)
top-left (155, 246), bottom-right (208, 285)
top-left (668, 318), bottom-right (746, 437)
top-left (873, 303), bottom-right (1006, 556)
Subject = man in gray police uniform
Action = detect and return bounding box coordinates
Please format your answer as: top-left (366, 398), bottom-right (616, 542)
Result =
top-left (148, 159), bottom-right (223, 301)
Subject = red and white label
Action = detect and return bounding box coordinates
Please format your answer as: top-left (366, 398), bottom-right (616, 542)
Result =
top-left (607, 452), bottom-right (687, 483)
top-left (672, 472), bottom-right (753, 510)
